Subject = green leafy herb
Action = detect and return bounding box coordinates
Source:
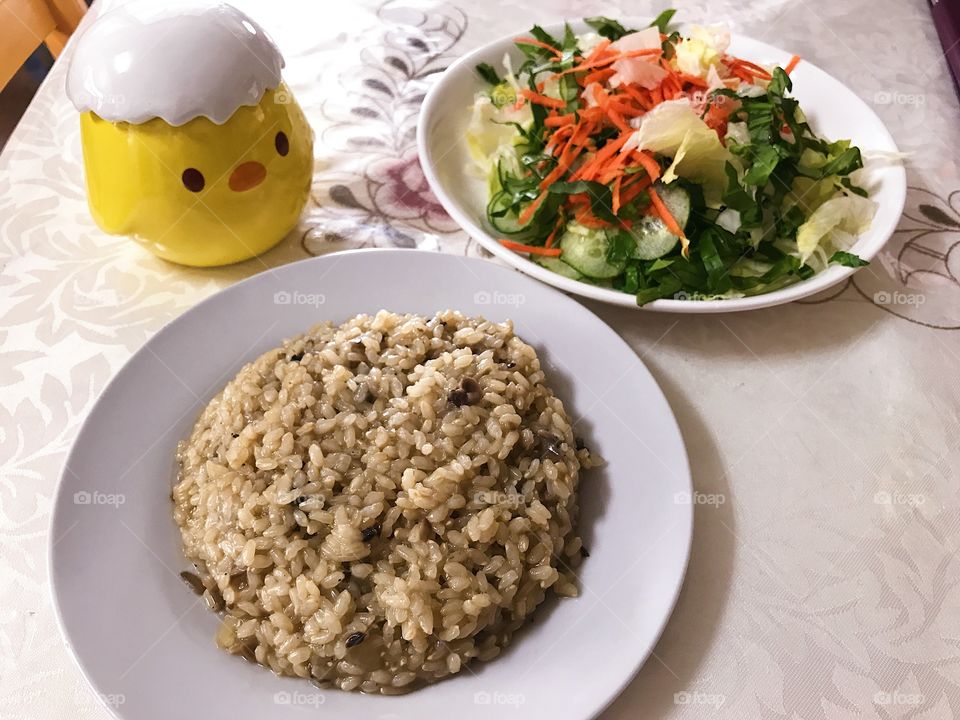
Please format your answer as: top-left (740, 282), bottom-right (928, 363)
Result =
top-left (722, 163), bottom-right (761, 229)
top-left (767, 67), bottom-right (792, 96)
top-left (636, 275), bottom-right (682, 305)
top-left (648, 8), bottom-right (677, 34)
top-left (475, 62), bottom-right (501, 86)
top-left (584, 16), bottom-right (634, 40)
top-left (830, 251), bottom-right (869, 267)
top-left (607, 231), bottom-right (636, 265)
top-left (620, 264), bottom-right (641, 293)
top-left (742, 144), bottom-right (783, 186)
top-left (818, 147), bottom-right (863, 178)
top-left (661, 30), bottom-right (681, 59)
top-left (839, 177), bottom-right (869, 197)
top-left (529, 25), bottom-right (561, 49)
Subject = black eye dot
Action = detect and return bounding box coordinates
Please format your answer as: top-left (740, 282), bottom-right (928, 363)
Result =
top-left (181, 168), bottom-right (205, 192)
top-left (275, 131), bottom-right (289, 157)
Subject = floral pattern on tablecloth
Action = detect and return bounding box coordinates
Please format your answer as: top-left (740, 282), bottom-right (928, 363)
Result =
top-left (298, 0), bottom-right (475, 256)
top-left (2, 0), bottom-right (960, 719)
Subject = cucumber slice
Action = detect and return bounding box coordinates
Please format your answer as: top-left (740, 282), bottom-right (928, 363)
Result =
top-left (535, 255), bottom-right (584, 280)
top-left (487, 191), bottom-right (533, 239)
top-left (631, 216), bottom-right (679, 259)
top-left (659, 183), bottom-right (691, 228)
top-left (630, 184), bottom-right (691, 260)
top-left (559, 223), bottom-right (624, 279)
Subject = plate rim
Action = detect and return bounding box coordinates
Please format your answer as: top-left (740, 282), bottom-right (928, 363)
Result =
top-left (417, 19), bottom-right (907, 313)
top-left (47, 248), bottom-right (693, 720)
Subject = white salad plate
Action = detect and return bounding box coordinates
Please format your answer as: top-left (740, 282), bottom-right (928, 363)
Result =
top-left (418, 20), bottom-right (907, 312)
top-left (50, 250), bottom-right (692, 720)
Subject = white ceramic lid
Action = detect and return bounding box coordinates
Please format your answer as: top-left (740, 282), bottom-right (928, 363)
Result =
top-left (66, 1), bottom-right (284, 126)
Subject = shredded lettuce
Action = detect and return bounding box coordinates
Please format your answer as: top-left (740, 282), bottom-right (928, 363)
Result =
top-left (465, 95), bottom-right (531, 179)
top-left (630, 100), bottom-right (733, 205)
top-left (674, 25), bottom-right (730, 77)
top-left (796, 194), bottom-right (877, 262)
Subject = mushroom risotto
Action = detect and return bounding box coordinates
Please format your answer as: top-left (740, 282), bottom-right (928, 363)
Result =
top-left (172, 310), bottom-right (596, 693)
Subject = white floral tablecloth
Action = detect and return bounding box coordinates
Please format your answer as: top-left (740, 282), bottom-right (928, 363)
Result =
top-left (2, 0), bottom-right (960, 718)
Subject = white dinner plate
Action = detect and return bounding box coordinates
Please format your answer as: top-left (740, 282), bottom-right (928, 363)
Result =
top-left (417, 20), bottom-right (907, 312)
top-left (50, 250), bottom-right (692, 720)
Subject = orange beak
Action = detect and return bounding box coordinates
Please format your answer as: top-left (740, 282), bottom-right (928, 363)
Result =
top-left (228, 161), bottom-right (266, 192)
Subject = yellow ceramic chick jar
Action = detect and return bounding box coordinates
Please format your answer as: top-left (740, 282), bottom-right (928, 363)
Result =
top-left (66, 2), bottom-right (313, 267)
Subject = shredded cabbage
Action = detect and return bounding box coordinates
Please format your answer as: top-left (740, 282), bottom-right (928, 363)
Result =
top-left (629, 99), bottom-right (733, 206)
top-left (674, 25), bottom-right (730, 78)
top-left (465, 94), bottom-right (531, 179)
top-left (610, 27), bottom-right (661, 52)
top-left (785, 175), bottom-right (839, 215)
top-left (575, 31), bottom-right (606, 55)
top-left (724, 121), bottom-right (750, 147)
top-left (796, 194), bottom-right (877, 262)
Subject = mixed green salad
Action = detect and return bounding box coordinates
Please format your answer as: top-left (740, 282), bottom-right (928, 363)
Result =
top-left (467, 11), bottom-right (876, 304)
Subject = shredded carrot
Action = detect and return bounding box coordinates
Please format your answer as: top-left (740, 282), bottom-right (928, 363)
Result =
top-left (730, 58), bottom-right (772, 80)
top-left (784, 54), bottom-right (801, 75)
top-left (538, 149), bottom-right (577, 190)
top-left (544, 216), bottom-right (564, 248)
top-left (519, 89), bottom-right (567, 109)
top-left (544, 114), bottom-right (575, 127)
top-left (619, 175), bottom-right (652, 206)
top-left (515, 37), bottom-right (562, 57)
top-left (545, 123), bottom-right (574, 152)
top-left (597, 150), bottom-right (632, 184)
top-left (574, 208), bottom-right (610, 228)
top-left (606, 106), bottom-right (630, 132)
top-left (612, 175), bottom-right (623, 215)
top-left (584, 38), bottom-right (612, 64)
top-left (583, 68), bottom-right (616, 86)
top-left (568, 160), bottom-right (595, 182)
top-left (605, 95), bottom-right (639, 115)
top-left (677, 73), bottom-right (708, 88)
top-left (518, 192), bottom-right (547, 225)
top-left (596, 167), bottom-right (621, 186)
top-left (499, 239), bottom-right (562, 256)
top-left (620, 84), bottom-right (651, 110)
top-left (613, 48), bottom-right (663, 59)
top-left (728, 65), bottom-right (754, 84)
top-left (586, 84), bottom-right (635, 133)
top-left (554, 119), bottom-right (588, 158)
top-left (539, 120), bottom-right (594, 188)
top-left (634, 150), bottom-right (661, 182)
top-left (595, 136), bottom-right (637, 183)
top-left (648, 187), bottom-right (688, 257)
top-left (571, 131), bottom-right (632, 182)
top-left (559, 47), bottom-right (661, 77)
top-left (609, 94), bottom-right (643, 113)
top-left (578, 106), bottom-right (605, 123)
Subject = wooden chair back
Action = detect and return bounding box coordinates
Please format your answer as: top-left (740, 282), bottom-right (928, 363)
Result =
top-left (0, 0), bottom-right (86, 89)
